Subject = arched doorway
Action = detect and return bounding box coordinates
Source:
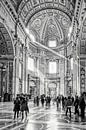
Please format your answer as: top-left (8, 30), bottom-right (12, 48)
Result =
top-left (0, 22), bottom-right (14, 101)
top-left (48, 82), bottom-right (57, 98)
top-left (29, 80), bottom-right (36, 99)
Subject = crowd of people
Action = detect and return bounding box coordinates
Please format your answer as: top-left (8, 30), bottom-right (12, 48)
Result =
top-left (34, 95), bottom-right (51, 108)
top-left (13, 93), bottom-right (86, 122)
top-left (57, 94), bottom-right (86, 122)
top-left (33, 93), bottom-right (86, 122)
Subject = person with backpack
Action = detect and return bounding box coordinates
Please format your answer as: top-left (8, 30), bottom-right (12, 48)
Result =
top-left (65, 96), bottom-right (72, 119)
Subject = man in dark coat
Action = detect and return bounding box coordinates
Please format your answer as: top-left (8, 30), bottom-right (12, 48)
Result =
top-left (66, 96), bottom-right (72, 118)
top-left (79, 95), bottom-right (85, 121)
top-left (13, 97), bottom-right (20, 120)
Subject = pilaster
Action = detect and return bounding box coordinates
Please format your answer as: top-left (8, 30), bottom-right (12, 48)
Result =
top-left (7, 61), bottom-right (9, 93)
top-left (13, 38), bottom-right (20, 97)
top-left (23, 46), bottom-right (28, 93)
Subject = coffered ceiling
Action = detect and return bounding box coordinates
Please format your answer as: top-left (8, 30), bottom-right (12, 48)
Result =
top-left (0, 22), bottom-right (14, 56)
top-left (10, 0), bottom-right (76, 47)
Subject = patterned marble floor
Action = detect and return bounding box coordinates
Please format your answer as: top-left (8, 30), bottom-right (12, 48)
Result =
top-left (0, 102), bottom-right (86, 130)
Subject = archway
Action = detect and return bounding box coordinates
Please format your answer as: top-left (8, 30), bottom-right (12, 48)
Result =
top-left (48, 82), bottom-right (57, 98)
top-left (0, 22), bottom-right (14, 101)
top-left (29, 80), bottom-right (36, 99)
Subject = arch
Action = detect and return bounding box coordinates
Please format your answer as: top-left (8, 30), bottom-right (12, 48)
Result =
top-left (17, 0), bottom-right (72, 26)
top-left (0, 19), bottom-right (14, 101)
top-left (47, 82), bottom-right (57, 98)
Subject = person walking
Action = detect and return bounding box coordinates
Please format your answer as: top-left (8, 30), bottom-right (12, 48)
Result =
top-left (36, 96), bottom-right (39, 106)
top-left (79, 95), bottom-right (85, 122)
top-left (20, 96), bottom-right (25, 121)
top-left (13, 96), bottom-right (20, 120)
top-left (74, 96), bottom-right (79, 121)
top-left (62, 96), bottom-right (65, 109)
top-left (66, 96), bottom-right (72, 119)
top-left (56, 97), bottom-right (59, 110)
top-left (24, 97), bottom-right (29, 120)
top-left (41, 95), bottom-right (45, 107)
top-left (20, 95), bottom-right (29, 122)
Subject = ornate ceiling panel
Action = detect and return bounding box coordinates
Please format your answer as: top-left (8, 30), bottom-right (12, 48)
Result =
top-left (19, 0), bottom-right (73, 25)
top-left (27, 9), bottom-right (71, 45)
top-left (10, 0), bottom-right (75, 47)
top-left (10, 0), bottom-right (74, 23)
top-left (0, 23), bottom-right (14, 56)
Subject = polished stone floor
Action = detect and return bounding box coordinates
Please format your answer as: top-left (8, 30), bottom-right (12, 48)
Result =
top-left (0, 102), bottom-right (86, 130)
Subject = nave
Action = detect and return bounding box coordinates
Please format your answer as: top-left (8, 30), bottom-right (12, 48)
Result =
top-left (0, 101), bottom-right (86, 130)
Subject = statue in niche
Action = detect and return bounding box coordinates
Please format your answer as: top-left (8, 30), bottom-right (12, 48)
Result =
top-left (32, 19), bottom-right (41, 30)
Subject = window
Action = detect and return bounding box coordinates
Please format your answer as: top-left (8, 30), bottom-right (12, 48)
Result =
top-left (48, 40), bottom-right (57, 47)
top-left (28, 57), bottom-right (34, 71)
top-left (49, 62), bottom-right (57, 73)
top-left (71, 58), bottom-right (73, 70)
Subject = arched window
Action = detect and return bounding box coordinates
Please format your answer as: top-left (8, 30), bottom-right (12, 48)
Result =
top-left (49, 61), bottom-right (57, 73)
top-left (48, 40), bottom-right (57, 47)
top-left (28, 57), bottom-right (34, 71)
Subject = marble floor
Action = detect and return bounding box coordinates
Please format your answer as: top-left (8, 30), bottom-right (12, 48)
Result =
top-left (0, 102), bottom-right (86, 130)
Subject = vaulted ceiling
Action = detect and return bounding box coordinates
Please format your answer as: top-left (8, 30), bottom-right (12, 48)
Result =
top-left (0, 22), bottom-right (14, 56)
top-left (10, 0), bottom-right (76, 47)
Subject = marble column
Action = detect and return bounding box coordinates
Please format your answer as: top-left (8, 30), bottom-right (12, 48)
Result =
top-left (13, 39), bottom-right (20, 97)
top-left (23, 46), bottom-right (26, 93)
top-left (23, 45), bottom-right (28, 94)
top-left (13, 55), bottom-right (16, 98)
top-left (39, 54), bottom-right (45, 96)
top-left (34, 57), bottom-right (40, 96)
top-left (25, 51), bottom-right (28, 94)
top-left (13, 40), bottom-right (17, 98)
top-left (21, 44), bottom-right (24, 94)
top-left (7, 62), bottom-right (9, 93)
top-left (8, 62), bottom-right (13, 101)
